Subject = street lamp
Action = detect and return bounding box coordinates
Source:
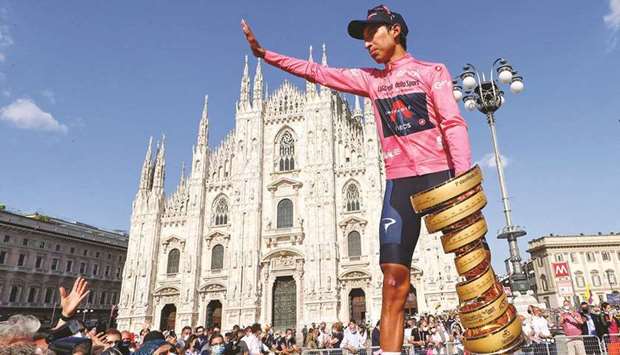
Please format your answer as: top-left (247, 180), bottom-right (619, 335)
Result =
top-left (452, 58), bottom-right (529, 293)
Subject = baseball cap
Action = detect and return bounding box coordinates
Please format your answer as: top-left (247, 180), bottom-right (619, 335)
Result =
top-left (347, 5), bottom-right (409, 40)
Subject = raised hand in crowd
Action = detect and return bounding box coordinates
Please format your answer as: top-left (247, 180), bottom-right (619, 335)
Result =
top-left (55, 276), bottom-right (91, 329)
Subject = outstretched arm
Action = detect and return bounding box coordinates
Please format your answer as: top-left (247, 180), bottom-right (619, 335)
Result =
top-left (241, 19), bottom-right (371, 97)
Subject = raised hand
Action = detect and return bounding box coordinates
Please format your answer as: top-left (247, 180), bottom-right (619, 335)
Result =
top-left (59, 276), bottom-right (91, 318)
top-left (241, 19), bottom-right (265, 58)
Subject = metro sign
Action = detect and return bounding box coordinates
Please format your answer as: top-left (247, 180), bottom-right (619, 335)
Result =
top-left (552, 261), bottom-right (570, 278)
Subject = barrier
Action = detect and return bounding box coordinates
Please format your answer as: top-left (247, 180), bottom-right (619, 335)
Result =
top-left (603, 333), bottom-right (620, 355)
top-left (302, 345), bottom-right (412, 355)
top-left (301, 334), bottom-right (610, 355)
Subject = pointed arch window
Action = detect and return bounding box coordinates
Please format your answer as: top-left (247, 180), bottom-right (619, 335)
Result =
top-left (214, 198), bottom-right (229, 225)
top-left (348, 231), bottom-right (362, 259)
top-left (345, 183), bottom-right (361, 212)
top-left (277, 199), bottom-right (293, 228)
top-left (279, 131), bottom-right (295, 171)
top-left (167, 249), bottom-right (180, 274)
top-left (211, 245), bottom-right (224, 270)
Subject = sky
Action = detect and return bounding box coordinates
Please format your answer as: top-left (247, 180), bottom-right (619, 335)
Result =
top-left (1, 0), bottom-right (619, 273)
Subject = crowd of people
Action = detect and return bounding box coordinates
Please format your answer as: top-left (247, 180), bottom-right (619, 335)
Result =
top-left (2, 275), bottom-right (620, 355)
top-left (519, 300), bottom-right (620, 354)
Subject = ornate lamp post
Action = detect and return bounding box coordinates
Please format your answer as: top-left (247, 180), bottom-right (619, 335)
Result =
top-left (452, 59), bottom-right (530, 293)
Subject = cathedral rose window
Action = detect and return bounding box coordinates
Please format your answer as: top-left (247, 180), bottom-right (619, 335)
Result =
top-left (279, 131), bottom-right (295, 172)
top-left (345, 183), bottom-right (361, 212)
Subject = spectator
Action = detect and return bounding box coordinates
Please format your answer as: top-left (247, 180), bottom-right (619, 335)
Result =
top-left (305, 328), bottom-right (318, 349)
top-left (102, 328), bottom-right (125, 355)
top-left (183, 334), bottom-right (200, 355)
top-left (590, 305), bottom-right (607, 339)
top-left (329, 322), bottom-right (344, 349)
top-left (529, 306), bottom-right (554, 354)
top-left (135, 330), bottom-right (167, 355)
top-left (341, 321), bottom-right (364, 352)
top-left (0, 314), bottom-right (40, 354)
top-left (371, 321), bottom-right (380, 347)
top-left (121, 330), bottom-right (136, 353)
top-left (277, 328), bottom-right (299, 354)
top-left (302, 325), bottom-right (308, 346)
top-left (262, 324), bottom-right (275, 350)
top-left (317, 322), bottom-right (329, 349)
top-left (427, 323), bottom-right (447, 355)
top-left (559, 300), bottom-right (586, 355)
top-left (210, 334), bottom-right (226, 355)
top-left (241, 323), bottom-right (266, 355)
top-left (405, 319), bottom-right (424, 355)
top-left (602, 302), bottom-right (620, 336)
top-left (579, 302), bottom-right (599, 337)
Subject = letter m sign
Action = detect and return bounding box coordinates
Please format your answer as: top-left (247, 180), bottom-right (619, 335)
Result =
top-left (552, 261), bottom-right (570, 278)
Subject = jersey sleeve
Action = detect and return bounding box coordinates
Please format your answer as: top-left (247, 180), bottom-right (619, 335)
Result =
top-left (264, 50), bottom-right (371, 97)
top-left (430, 63), bottom-right (472, 175)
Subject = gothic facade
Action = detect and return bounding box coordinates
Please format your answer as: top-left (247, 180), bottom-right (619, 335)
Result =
top-left (117, 46), bottom-right (460, 333)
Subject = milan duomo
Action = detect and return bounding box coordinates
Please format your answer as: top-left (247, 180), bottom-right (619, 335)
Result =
top-left (117, 46), bottom-right (460, 333)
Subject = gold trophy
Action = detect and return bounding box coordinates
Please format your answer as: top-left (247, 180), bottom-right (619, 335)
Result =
top-left (411, 165), bottom-right (524, 354)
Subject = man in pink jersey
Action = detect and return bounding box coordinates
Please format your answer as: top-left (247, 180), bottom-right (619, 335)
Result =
top-left (242, 5), bottom-right (472, 354)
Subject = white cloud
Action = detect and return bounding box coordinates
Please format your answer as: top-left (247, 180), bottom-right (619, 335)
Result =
top-left (475, 153), bottom-right (510, 169)
top-left (0, 52), bottom-right (5, 62)
top-left (0, 98), bottom-right (68, 133)
top-left (41, 90), bottom-right (56, 104)
top-left (605, 0), bottom-right (620, 51)
top-left (605, 0), bottom-right (620, 30)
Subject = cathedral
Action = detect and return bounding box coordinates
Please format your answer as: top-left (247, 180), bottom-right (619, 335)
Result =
top-left (117, 46), bottom-right (460, 333)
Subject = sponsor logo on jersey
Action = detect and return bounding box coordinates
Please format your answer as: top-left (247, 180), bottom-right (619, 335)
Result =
top-left (375, 93), bottom-right (435, 137)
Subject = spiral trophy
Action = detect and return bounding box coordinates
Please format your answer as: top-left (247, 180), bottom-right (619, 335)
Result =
top-left (411, 165), bottom-right (524, 354)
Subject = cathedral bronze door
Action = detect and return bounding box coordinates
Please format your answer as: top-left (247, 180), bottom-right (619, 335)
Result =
top-left (160, 304), bottom-right (177, 331)
top-left (272, 276), bottom-right (296, 331)
top-left (206, 300), bottom-right (222, 328)
top-left (349, 288), bottom-right (366, 324)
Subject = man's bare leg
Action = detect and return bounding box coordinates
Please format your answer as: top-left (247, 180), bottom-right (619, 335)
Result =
top-left (379, 263), bottom-right (410, 352)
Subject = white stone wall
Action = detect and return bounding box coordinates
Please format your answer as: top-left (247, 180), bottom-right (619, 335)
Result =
top-left (528, 234), bottom-right (620, 308)
top-left (117, 55), bottom-right (460, 333)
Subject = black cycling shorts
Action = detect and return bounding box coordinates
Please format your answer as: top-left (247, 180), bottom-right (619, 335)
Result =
top-left (379, 169), bottom-right (453, 266)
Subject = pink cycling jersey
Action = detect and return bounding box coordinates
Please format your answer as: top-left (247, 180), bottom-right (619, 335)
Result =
top-left (264, 50), bottom-right (472, 179)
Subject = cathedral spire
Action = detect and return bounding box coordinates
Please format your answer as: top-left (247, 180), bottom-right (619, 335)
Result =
top-left (139, 136), bottom-right (154, 190)
top-left (320, 43), bottom-right (329, 95)
top-left (153, 135), bottom-right (166, 191)
top-left (353, 95), bottom-right (362, 119)
top-left (197, 95), bottom-right (209, 148)
top-left (306, 45), bottom-right (316, 97)
top-left (252, 58), bottom-right (263, 107)
top-left (239, 55), bottom-right (251, 110)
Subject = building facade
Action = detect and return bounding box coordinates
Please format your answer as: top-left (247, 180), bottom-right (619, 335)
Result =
top-left (0, 209), bottom-right (128, 326)
top-left (527, 232), bottom-right (620, 308)
top-left (117, 48), bottom-right (460, 333)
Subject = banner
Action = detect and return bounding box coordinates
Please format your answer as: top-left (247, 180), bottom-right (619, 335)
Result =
top-left (607, 293), bottom-right (620, 305)
top-left (557, 279), bottom-right (574, 297)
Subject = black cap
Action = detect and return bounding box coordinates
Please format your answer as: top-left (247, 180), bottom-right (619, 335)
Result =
top-left (348, 5), bottom-right (409, 40)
